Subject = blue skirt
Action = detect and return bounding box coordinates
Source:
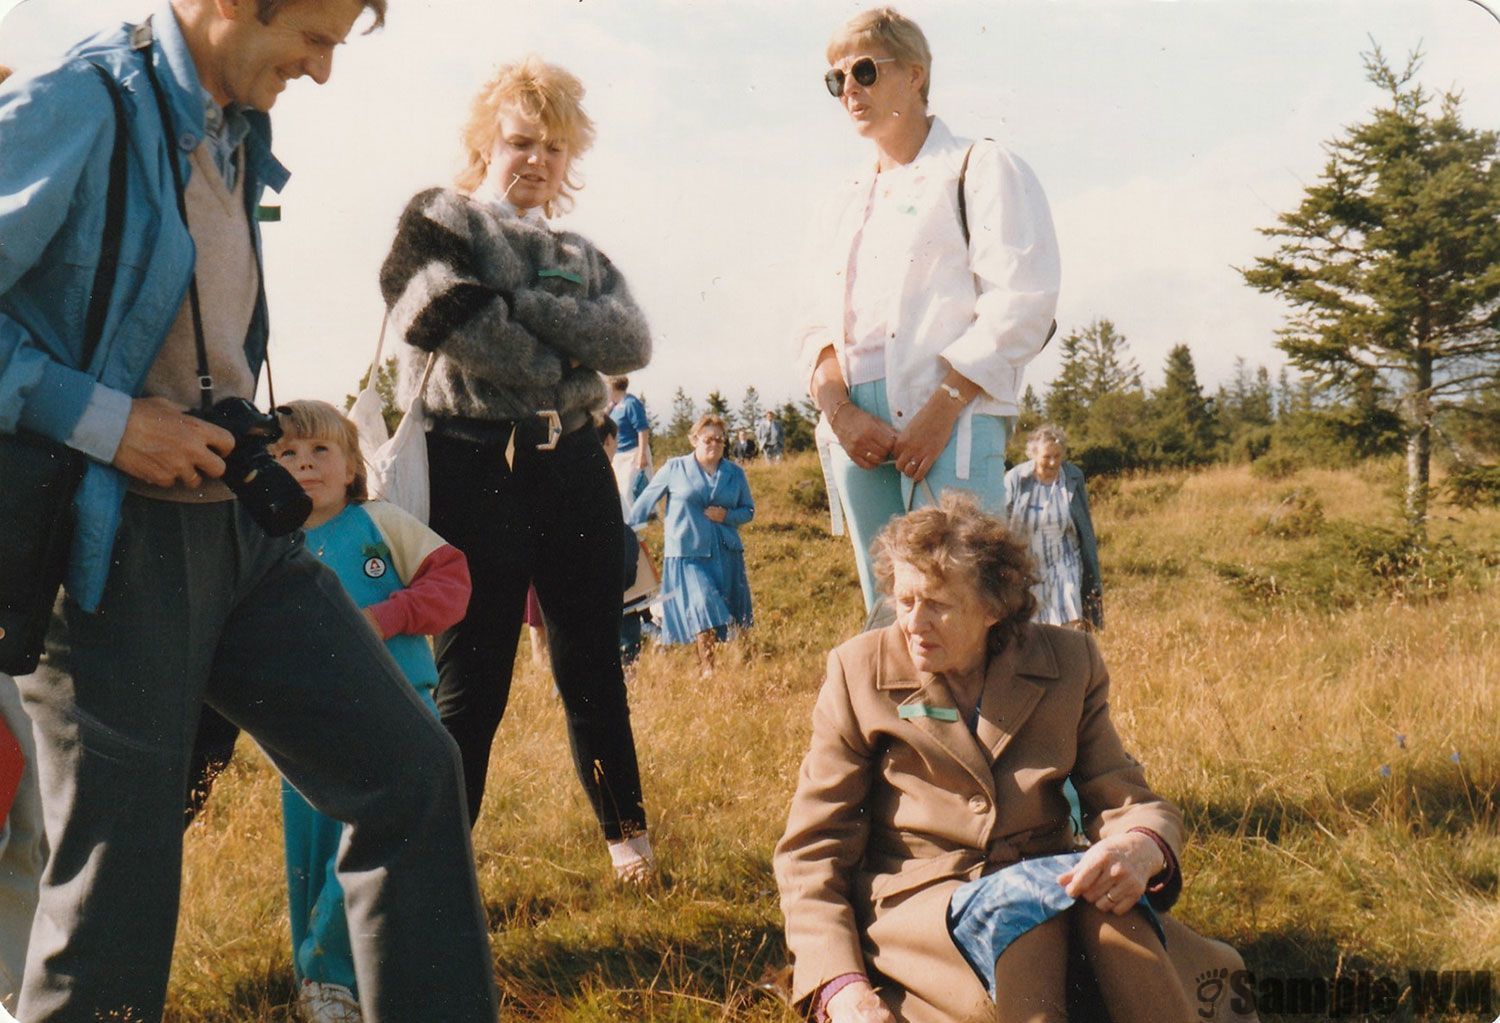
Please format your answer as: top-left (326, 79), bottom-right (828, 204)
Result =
top-left (657, 539), bottom-right (752, 645)
top-left (947, 852), bottom-right (1165, 997)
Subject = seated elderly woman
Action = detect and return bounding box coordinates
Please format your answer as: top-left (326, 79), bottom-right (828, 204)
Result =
top-left (774, 493), bottom-right (1252, 1023)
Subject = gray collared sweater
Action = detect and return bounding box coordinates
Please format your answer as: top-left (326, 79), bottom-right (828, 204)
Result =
top-left (379, 187), bottom-right (652, 423)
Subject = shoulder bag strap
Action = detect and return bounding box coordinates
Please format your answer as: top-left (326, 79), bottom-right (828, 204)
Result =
top-left (135, 18), bottom-right (215, 412)
top-left (957, 138), bottom-right (1057, 351)
top-left (81, 63), bottom-right (129, 374)
top-left (369, 316), bottom-right (436, 403)
top-left (956, 142), bottom-right (978, 247)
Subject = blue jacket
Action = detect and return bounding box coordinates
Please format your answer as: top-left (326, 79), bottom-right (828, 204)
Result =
top-left (628, 455), bottom-right (754, 558)
top-left (1003, 460), bottom-right (1104, 630)
top-left (0, 7), bottom-right (288, 610)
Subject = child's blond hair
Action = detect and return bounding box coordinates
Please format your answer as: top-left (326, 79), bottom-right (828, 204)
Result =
top-left (274, 400), bottom-right (368, 504)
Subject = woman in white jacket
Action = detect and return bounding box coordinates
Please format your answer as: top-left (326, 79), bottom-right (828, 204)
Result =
top-left (801, 6), bottom-right (1061, 612)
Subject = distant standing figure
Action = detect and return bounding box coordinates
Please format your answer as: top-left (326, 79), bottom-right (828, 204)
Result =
top-left (628, 415), bottom-right (754, 676)
top-left (1003, 424), bottom-right (1103, 630)
top-left (756, 410), bottom-right (785, 462)
top-left (731, 428), bottom-right (757, 462)
top-left (608, 375), bottom-right (652, 506)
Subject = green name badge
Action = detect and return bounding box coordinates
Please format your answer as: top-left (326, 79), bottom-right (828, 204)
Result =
top-left (537, 268), bottom-right (584, 285)
top-left (256, 205), bottom-right (281, 222)
top-left (899, 703), bottom-right (959, 722)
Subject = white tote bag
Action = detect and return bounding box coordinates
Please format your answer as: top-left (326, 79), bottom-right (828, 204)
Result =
top-left (349, 318), bottom-right (436, 522)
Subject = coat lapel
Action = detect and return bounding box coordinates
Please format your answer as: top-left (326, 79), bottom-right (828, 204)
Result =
top-left (973, 627), bottom-right (1056, 762)
top-left (876, 626), bottom-right (998, 797)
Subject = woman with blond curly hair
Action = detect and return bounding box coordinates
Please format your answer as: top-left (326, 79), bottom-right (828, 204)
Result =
top-left (379, 55), bottom-right (656, 881)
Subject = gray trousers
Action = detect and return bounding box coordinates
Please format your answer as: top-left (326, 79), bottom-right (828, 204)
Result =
top-left (15, 496), bottom-right (498, 1022)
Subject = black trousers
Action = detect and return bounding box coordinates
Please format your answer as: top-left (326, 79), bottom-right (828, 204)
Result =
top-left (428, 421), bottom-right (647, 840)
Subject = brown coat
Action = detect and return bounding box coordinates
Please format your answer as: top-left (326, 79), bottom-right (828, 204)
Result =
top-left (774, 622), bottom-right (1251, 1023)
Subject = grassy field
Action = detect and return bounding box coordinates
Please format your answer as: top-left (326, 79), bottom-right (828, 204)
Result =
top-left (169, 455), bottom-right (1498, 1022)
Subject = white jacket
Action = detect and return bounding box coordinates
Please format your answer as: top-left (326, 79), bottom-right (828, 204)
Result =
top-left (796, 117), bottom-right (1061, 478)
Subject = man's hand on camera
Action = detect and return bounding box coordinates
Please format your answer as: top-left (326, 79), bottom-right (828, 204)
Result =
top-left (112, 396), bottom-right (234, 488)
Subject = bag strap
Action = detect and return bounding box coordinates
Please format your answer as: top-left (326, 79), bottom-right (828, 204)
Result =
top-left (369, 316), bottom-right (436, 403)
top-left (956, 138), bottom-right (1057, 351)
top-left (81, 63), bottom-right (129, 374)
top-left (135, 18), bottom-right (215, 412)
top-left (957, 141), bottom-right (980, 247)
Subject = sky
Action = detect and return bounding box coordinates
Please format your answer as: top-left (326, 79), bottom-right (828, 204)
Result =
top-left (3, 0), bottom-right (1498, 419)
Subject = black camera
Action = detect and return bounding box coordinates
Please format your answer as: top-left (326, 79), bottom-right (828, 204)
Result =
top-left (193, 398), bottom-right (311, 536)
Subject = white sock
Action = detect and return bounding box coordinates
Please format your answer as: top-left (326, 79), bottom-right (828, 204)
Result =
top-left (607, 832), bottom-right (655, 870)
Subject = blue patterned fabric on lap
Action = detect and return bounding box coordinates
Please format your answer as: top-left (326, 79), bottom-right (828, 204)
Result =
top-left (946, 852), bottom-right (1165, 996)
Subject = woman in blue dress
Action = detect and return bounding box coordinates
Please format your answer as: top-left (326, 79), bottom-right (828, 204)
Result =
top-left (629, 414), bottom-right (754, 675)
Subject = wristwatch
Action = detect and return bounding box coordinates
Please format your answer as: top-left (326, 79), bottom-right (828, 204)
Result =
top-left (938, 382), bottom-right (963, 403)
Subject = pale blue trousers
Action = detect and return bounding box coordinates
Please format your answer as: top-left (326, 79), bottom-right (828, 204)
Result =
top-left (828, 380), bottom-right (1012, 611)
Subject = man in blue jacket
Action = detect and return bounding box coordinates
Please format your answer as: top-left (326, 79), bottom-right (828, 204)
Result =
top-left (0, 2), bottom-right (498, 1020)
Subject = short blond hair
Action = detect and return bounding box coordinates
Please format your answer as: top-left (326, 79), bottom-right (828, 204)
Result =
top-left (826, 7), bottom-right (932, 104)
top-left (274, 400), bottom-right (368, 504)
top-left (455, 55), bottom-right (596, 216)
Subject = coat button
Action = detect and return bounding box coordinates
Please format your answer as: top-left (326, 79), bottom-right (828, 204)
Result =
top-left (895, 410), bottom-right (903, 418)
top-left (968, 794), bottom-right (989, 814)
top-left (179, 133), bottom-right (197, 151)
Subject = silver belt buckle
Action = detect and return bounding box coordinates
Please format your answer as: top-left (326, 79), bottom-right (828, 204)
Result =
top-left (536, 410), bottom-right (563, 451)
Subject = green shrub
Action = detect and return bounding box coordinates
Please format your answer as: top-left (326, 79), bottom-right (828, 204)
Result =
top-left (1249, 448), bottom-right (1304, 480)
top-left (1447, 463), bottom-right (1500, 510)
top-left (786, 464), bottom-right (829, 516)
top-left (1254, 487), bottom-right (1325, 539)
top-left (1210, 521), bottom-right (1487, 610)
top-left (1106, 476), bottom-right (1183, 519)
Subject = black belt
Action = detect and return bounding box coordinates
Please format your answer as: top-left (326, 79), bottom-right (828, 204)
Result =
top-left (429, 410), bottom-right (591, 450)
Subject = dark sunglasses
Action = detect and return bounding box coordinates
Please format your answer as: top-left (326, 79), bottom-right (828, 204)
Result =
top-left (824, 56), bottom-right (897, 98)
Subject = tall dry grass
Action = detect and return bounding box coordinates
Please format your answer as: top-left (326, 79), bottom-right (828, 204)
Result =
top-left (167, 456), bottom-right (1498, 1022)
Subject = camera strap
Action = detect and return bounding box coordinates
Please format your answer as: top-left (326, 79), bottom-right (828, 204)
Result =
top-left (135, 18), bottom-right (267, 415)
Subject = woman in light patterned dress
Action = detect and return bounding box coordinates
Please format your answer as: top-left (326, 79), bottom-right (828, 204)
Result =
top-left (1003, 425), bottom-right (1103, 630)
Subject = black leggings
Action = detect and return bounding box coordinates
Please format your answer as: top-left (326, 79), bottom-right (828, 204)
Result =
top-left (428, 422), bottom-right (647, 840)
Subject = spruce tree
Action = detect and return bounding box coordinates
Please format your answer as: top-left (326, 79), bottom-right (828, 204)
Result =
top-left (1242, 46), bottom-right (1500, 532)
top-left (666, 387), bottom-right (697, 441)
top-left (1152, 345), bottom-right (1219, 465)
top-left (737, 386), bottom-right (764, 434)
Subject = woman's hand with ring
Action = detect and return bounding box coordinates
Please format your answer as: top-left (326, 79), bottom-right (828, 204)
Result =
top-left (1057, 832), bottom-right (1161, 915)
top-left (889, 396), bottom-right (961, 482)
top-left (827, 980), bottom-right (896, 1023)
top-left (832, 405), bottom-right (898, 470)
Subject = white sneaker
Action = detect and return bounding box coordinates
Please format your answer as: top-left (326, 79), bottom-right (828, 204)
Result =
top-left (297, 979), bottom-right (364, 1023)
top-left (608, 832), bottom-right (657, 884)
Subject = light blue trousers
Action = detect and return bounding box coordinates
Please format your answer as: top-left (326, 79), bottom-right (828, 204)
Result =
top-left (282, 687), bottom-right (439, 996)
top-left (828, 380), bottom-right (1012, 611)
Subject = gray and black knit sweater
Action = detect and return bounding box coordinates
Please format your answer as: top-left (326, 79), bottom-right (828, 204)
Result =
top-left (379, 187), bottom-right (652, 423)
